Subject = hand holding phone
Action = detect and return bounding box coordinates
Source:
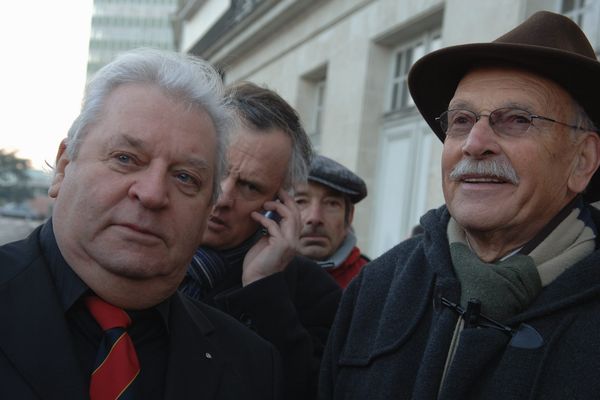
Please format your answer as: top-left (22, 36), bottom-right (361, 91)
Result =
top-left (259, 208), bottom-right (282, 236)
top-left (261, 209), bottom-right (282, 224)
top-left (243, 189), bottom-right (301, 285)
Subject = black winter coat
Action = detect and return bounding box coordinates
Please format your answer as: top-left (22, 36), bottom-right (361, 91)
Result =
top-left (320, 205), bottom-right (600, 400)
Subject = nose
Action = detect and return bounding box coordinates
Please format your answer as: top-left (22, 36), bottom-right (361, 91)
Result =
top-left (213, 176), bottom-right (235, 209)
top-left (128, 164), bottom-right (169, 209)
top-left (303, 201), bottom-right (324, 226)
top-left (461, 116), bottom-right (500, 158)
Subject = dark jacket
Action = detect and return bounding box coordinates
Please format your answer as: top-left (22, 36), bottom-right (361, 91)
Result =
top-left (0, 225), bottom-right (282, 400)
top-left (320, 205), bottom-right (600, 400)
top-left (195, 253), bottom-right (342, 400)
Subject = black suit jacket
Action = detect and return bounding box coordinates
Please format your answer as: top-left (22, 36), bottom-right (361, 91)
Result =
top-left (0, 227), bottom-right (282, 399)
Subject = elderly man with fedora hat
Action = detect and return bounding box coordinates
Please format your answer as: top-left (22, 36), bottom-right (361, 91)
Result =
top-left (294, 155), bottom-right (369, 288)
top-left (319, 10), bottom-right (600, 400)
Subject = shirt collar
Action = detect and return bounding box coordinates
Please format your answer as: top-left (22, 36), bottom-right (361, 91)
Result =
top-left (317, 228), bottom-right (356, 269)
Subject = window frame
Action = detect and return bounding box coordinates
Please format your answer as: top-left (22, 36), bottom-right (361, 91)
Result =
top-left (386, 28), bottom-right (441, 114)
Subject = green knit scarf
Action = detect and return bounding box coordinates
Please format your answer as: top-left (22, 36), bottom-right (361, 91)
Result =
top-left (448, 200), bottom-right (596, 322)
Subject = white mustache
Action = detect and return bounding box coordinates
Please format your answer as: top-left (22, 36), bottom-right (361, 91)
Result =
top-left (449, 158), bottom-right (520, 185)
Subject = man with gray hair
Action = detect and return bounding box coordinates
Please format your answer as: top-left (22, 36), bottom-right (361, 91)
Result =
top-left (294, 155), bottom-right (369, 288)
top-left (0, 48), bottom-right (281, 399)
top-left (180, 81), bottom-right (341, 400)
top-left (320, 11), bottom-right (600, 399)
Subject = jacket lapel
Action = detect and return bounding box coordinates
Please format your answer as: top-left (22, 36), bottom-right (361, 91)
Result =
top-left (0, 243), bottom-right (86, 400)
top-left (163, 292), bottom-right (226, 399)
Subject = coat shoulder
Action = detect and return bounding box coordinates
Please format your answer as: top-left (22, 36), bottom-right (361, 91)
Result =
top-left (358, 236), bottom-right (424, 288)
top-left (0, 227), bottom-right (43, 284)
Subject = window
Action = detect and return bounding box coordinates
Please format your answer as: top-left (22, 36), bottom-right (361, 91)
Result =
top-left (309, 79), bottom-right (326, 151)
top-left (371, 19), bottom-right (443, 257)
top-left (562, 0), bottom-right (600, 54)
top-left (387, 30), bottom-right (441, 112)
top-left (298, 65), bottom-right (327, 153)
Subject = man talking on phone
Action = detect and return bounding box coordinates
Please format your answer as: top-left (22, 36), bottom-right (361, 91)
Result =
top-left (179, 82), bottom-right (341, 400)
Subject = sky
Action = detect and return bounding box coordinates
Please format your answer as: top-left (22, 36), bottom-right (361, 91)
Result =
top-left (0, 1), bottom-right (94, 171)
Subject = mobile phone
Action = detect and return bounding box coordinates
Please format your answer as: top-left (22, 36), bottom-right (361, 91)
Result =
top-left (260, 209), bottom-right (282, 224)
top-left (259, 197), bottom-right (282, 236)
top-left (260, 196), bottom-right (282, 224)
top-left (258, 209), bottom-right (281, 236)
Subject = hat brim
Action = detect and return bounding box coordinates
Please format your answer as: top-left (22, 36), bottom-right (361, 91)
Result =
top-left (408, 42), bottom-right (600, 201)
top-left (308, 176), bottom-right (366, 203)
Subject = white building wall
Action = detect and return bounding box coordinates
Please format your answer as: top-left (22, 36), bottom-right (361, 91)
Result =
top-left (180, 0), bottom-right (230, 53)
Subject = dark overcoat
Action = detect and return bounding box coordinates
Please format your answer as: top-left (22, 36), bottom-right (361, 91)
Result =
top-left (320, 206), bottom-right (600, 399)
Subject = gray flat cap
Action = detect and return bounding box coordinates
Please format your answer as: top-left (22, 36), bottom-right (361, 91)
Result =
top-left (308, 155), bottom-right (367, 203)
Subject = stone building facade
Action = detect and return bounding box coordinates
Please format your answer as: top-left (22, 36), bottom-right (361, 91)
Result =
top-left (174, 0), bottom-right (600, 258)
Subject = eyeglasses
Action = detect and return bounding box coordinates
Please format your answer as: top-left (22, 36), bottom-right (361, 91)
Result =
top-left (436, 107), bottom-right (594, 138)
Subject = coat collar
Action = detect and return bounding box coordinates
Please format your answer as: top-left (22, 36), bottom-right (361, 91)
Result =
top-left (338, 208), bottom-right (460, 366)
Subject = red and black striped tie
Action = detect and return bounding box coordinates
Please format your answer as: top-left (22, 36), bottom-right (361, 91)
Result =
top-left (85, 296), bottom-right (140, 400)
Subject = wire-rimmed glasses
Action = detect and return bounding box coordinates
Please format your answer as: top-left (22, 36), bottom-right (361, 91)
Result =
top-left (436, 107), bottom-right (595, 138)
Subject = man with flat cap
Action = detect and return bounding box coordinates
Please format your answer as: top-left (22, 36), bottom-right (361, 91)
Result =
top-left (294, 155), bottom-right (369, 288)
top-left (319, 11), bottom-right (600, 400)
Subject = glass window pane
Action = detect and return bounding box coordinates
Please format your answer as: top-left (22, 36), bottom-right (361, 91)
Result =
top-left (403, 47), bottom-right (413, 76)
top-left (411, 42), bottom-right (426, 65)
top-left (394, 52), bottom-right (403, 78)
top-left (391, 82), bottom-right (399, 110)
top-left (562, 0), bottom-right (576, 12)
top-left (431, 34), bottom-right (442, 52)
top-left (388, 29), bottom-right (442, 111)
top-left (401, 81), bottom-right (411, 108)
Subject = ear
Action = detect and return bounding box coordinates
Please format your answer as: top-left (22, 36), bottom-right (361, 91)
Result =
top-left (48, 139), bottom-right (70, 198)
top-left (567, 133), bottom-right (600, 194)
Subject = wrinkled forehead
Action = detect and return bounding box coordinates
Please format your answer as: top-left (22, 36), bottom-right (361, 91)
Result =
top-left (451, 66), bottom-right (574, 115)
top-left (227, 128), bottom-right (291, 186)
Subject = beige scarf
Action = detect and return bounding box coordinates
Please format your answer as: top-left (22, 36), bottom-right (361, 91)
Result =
top-left (447, 198), bottom-right (596, 321)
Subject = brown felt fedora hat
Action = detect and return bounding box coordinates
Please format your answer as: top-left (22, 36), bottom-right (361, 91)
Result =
top-left (408, 10), bottom-right (600, 201)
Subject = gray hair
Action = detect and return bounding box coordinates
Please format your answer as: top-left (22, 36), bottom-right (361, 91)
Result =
top-left (224, 81), bottom-right (313, 190)
top-left (571, 100), bottom-right (598, 138)
top-left (65, 47), bottom-right (230, 203)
